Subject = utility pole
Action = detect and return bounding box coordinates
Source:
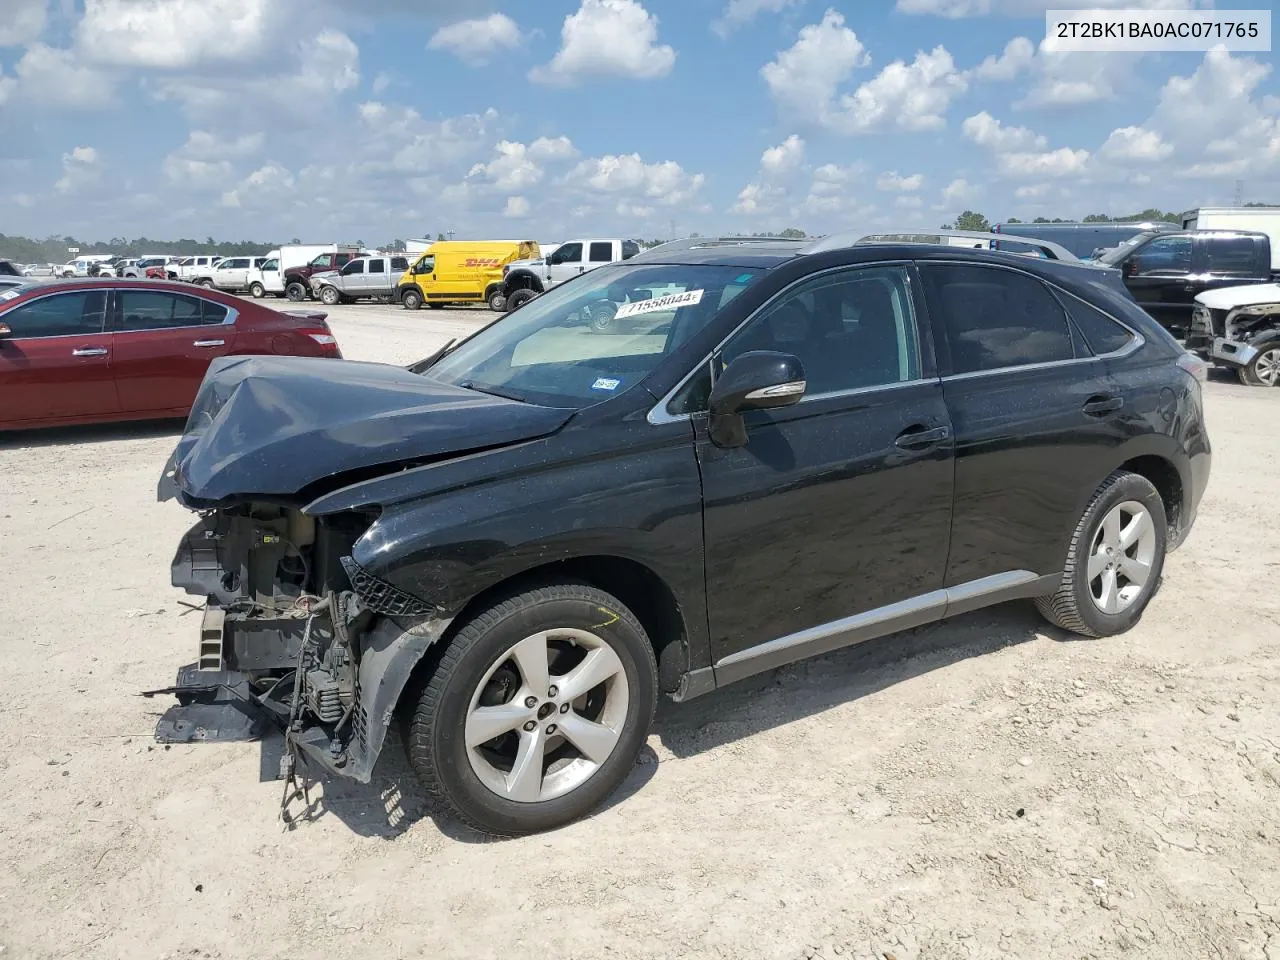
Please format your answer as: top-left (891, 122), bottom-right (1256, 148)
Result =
top-left (1234, 179), bottom-right (1244, 206)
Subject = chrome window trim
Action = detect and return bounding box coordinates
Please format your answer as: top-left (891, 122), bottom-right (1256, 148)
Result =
top-left (646, 260), bottom-right (924, 426)
top-left (113, 289), bottom-right (239, 335)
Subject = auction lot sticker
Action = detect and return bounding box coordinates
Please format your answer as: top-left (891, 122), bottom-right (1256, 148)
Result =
top-left (1045, 9), bottom-right (1271, 51)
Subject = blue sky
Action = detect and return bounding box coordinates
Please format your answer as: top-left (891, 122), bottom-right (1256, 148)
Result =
top-left (0, 0), bottom-right (1277, 243)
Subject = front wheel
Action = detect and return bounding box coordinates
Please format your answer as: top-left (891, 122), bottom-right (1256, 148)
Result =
top-left (1237, 344), bottom-right (1280, 387)
top-left (285, 281), bottom-right (308, 302)
top-left (505, 288), bottom-right (536, 313)
top-left (249, 282), bottom-right (265, 299)
top-left (1035, 470), bottom-right (1167, 638)
top-left (404, 584), bottom-right (658, 836)
top-left (319, 286), bottom-right (342, 306)
top-left (401, 288), bottom-right (423, 310)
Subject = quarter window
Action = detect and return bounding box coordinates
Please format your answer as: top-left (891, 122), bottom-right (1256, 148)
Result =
top-left (920, 263), bottom-right (1075, 373)
top-left (0, 291), bottom-right (107, 338)
top-left (589, 242), bottom-right (613, 263)
top-left (720, 265), bottom-right (921, 396)
top-left (1060, 294), bottom-right (1135, 355)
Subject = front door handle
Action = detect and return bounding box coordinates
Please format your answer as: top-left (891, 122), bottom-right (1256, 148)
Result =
top-left (193, 339), bottom-right (226, 348)
top-left (1082, 395), bottom-right (1124, 416)
top-left (894, 424), bottom-right (950, 450)
top-left (1183, 284), bottom-right (1196, 292)
top-left (72, 347), bottom-right (108, 357)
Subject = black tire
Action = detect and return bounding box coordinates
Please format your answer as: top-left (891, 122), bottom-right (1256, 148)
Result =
top-left (319, 285), bottom-right (342, 306)
top-left (285, 281), bottom-right (308, 302)
top-left (1035, 470), bottom-right (1167, 638)
top-left (427, 302), bottom-right (445, 310)
top-left (249, 282), bottom-right (265, 299)
top-left (487, 288), bottom-right (506, 312)
top-left (1236, 343), bottom-right (1280, 387)
top-left (401, 288), bottom-right (423, 310)
top-left (505, 288), bottom-right (536, 313)
top-left (404, 583), bottom-right (658, 836)
top-left (586, 301), bottom-right (618, 333)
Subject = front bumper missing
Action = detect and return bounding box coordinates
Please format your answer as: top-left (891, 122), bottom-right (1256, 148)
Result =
top-left (145, 663), bottom-right (267, 744)
top-left (1210, 336), bottom-right (1257, 368)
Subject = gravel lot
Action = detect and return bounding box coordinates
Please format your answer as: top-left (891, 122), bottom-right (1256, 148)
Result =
top-left (1, 299), bottom-right (1278, 960)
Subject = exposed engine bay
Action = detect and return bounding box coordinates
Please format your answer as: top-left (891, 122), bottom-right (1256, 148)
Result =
top-left (148, 503), bottom-right (447, 807)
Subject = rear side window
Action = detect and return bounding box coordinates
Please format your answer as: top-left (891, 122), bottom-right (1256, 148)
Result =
top-left (392, 257), bottom-right (408, 271)
top-left (1, 291), bottom-right (107, 338)
top-left (920, 263), bottom-right (1074, 374)
top-left (1202, 236), bottom-right (1259, 275)
top-left (367, 259), bottom-right (385, 274)
top-left (118, 291), bottom-right (228, 329)
top-left (589, 242), bottom-right (614, 263)
top-left (1059, 294), bottom-right (1135, 355)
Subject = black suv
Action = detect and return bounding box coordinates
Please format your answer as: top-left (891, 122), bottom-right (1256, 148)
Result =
top-left (155, 236), bottom-right (1212, 836)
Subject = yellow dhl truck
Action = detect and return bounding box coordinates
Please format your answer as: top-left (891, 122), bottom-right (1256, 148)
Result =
top-left (397, 240), bottom-right (540, 311)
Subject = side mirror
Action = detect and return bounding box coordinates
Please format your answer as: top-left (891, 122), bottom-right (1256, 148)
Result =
top-left (1122, 259), bottom-right (1138, 278)
top-left (0, 322), bottom-right (12, 337)
top-left (707, 351), bottom-right (806, 448)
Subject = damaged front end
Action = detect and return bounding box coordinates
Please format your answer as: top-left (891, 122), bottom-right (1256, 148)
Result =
top-left (150, 504), bottom-right (449, 784)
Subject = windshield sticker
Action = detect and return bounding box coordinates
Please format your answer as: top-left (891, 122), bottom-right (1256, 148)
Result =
top-left (734, 273), bottom-right (755, 284)
top-left (0, 289), bottom-right (20, 302)
top-left (614, 288), bottom-right (704, 320)
top-left (591, 377), bottom-right (621, 392)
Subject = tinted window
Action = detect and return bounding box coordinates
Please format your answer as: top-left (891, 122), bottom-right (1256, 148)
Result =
top-left (220, 259), bottom-right (248, 269)
top-left (1060, 294), bottom-right (1135, 355)
top-left (1203, 236), bottom-right (1259, 274)
top-left (392, 257), bottom-right (408, 271)
top-left (343, 260), bottom-right (365, 275)
top-left (622, 241), bottom-right (640, 260)
top-left (921, 263), bottom-right (1074, 373)
top-left (2, 291), bottom-right (107, 338)
top-left (552, 243), bottom-right (582, 264)
top-left (722, 266), bottom-right (921, 395)
top-left (336, 254), bottom-right (354, 266)
top-left (1131, 236), bottom-right (1191, 275)
top-left (589, 242), bottom-right (613, 263)
top-left (367, 258), bottom-right (386, 274)
top-left (118, 291), bottom-right (225, 330)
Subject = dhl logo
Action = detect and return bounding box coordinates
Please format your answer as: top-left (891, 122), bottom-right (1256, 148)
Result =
top-left (463, 258), bottom-right (502, 267)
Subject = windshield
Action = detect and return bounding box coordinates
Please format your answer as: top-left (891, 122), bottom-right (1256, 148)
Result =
top-left (427, 263), bottom-right (764, 408)
top-left (1097, 232), bottom-right (1156, 265)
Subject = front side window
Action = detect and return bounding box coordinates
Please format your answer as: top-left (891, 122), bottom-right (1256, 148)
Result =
top-left (342, 260), bottom-right (365, 275)
top-left (416, 256), bottom-right (435, 274)
top-left (310, 254), bottom-right (331, 268)
top-left (1131, 236), bottom-right (1192, 275)
top-left (261, 259), bottom-right (278, 272)
top-left (117, 291), bottom-right (225, 330)
top-left (720, 266), bottom-right (921, 397)
top-left (428, 263), bottom-right (764, 408)
top-left (0, 291), bottom-right (107, 338)
top-left (920, 263), bottom-right (1075, 373)
top-left (589, 242), bottom-right (613, 263)
top-left (550, 243), bottom-right (582, 265)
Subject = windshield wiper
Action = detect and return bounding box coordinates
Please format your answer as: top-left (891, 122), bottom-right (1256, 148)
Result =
top-left (457, 380), bottom-right (527, 403)
top-left (406, 338), bottom-right (456, 375)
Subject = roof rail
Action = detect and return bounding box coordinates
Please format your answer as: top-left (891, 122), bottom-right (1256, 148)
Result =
top-left (803, 228), bottom-right (1080, 262)
top-left (628, 236), bottom-right (808, 261)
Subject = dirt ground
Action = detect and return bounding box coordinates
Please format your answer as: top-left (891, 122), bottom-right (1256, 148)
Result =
top-left (1, 301), bottom-right (1278, 960)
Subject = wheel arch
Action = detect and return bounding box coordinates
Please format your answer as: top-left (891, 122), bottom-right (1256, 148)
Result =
top-left (502, 270), bottom-right (544, 296)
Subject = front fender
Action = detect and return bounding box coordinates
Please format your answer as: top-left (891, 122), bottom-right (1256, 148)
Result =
top-left (502, 269), bottom-right (544, 297)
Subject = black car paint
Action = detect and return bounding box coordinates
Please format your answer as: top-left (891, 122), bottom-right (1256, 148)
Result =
top-left (163, 242), bottom-right (1211, 781)
top-left (1111, 230), bottom-right (1274, 333)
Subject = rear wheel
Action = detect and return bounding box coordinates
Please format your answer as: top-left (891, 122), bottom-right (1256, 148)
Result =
top-left (200, 279), bottom-right (215, 288)
top-left (505, 288), bottom-right (536, 313)
top-left (1035, 470), bottom-right (1167, 638)
top-left (1237, 344), bottom-right (1280, 387)
top-left (404, 584), bottom-right (658, 836)
top-left (320, 286), bottom-right (342, 306)
top-left (401, 288), bottom-right (423, 310)
top-left (249, 282), bottom-right (265, 299)
top-left (286, 281), bottom-right (308, 302)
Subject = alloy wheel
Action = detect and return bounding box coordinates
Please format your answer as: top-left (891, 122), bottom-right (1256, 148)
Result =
top-left (1253, 347), bottom-right (1280, 386)
top-left (465, 628), bottom-right (629, 803)
top-left (1087, 500), bottom-right (1156, 614)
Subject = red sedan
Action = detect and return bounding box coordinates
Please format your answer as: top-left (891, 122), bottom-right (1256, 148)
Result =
top-left (0, 279), bottom-right (342, 431)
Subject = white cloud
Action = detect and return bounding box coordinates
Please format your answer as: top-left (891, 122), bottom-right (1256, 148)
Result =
top-left (997, 147), bottom-right (1091, 178)
top-left (54, 146), bottom-right (99, 194)
top-left (895, 195), bottom-right (924, 209)
top-left (730, 181), bottom-right (785, 215)
top-left (876, 171), bottom-right (924, 191)
top-left (712, 0), bottom-right (800, 37)
top-left (161, 131), bottom-right (264, 188)
top-left (504, 196), bottom-right (530, 218)
top-left (530, 0), bottom-right (675, 86)
top-left (763, 15), bottom-right (967, 134)
top-left (0, 73), bottom-right (14, 107)
top-left (528, 136), bottom-right (579, 162)
top-left (1018, 42), bottom-right (1138, 109)
top-left (0, 0), bottom-right (47, 47)
top-left (427, 14), bottom-right (521, 66)
top-left (760, 134), bottom-right (805, 175)
top-left (468, 141), bottom-right (546, 192)
top-left (971, 36), bottom-right (1033, 81)
top-left (76, 0), bottom-right (279, 69)
top-left (372, 72), bottom-right (391, 94)
top-left (1015, 184), bottom-right (1052, 199)
top-left (1098, 126), bottom-right (1174, 163)
top-left (221, 162), bottom-right (295, 209)
top-left (567, 153), bottom-right (706, 208)
top-left (941, 178), bottom-right (979, 204)
top-left (961, 112), bottom-right (1047, 151)
top-left (8, 44), bottom-right (115, 108)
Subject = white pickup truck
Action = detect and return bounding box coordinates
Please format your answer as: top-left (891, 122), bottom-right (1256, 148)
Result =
top-left (179, 255), bottom-right (223, 283)
top-left (498, 238), bottom-right (641, 312)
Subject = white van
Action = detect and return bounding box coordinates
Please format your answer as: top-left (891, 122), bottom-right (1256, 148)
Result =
top-left (246, 250), bottom-right (284, 298)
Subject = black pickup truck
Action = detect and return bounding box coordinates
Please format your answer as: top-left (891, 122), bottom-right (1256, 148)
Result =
top-left (1096, 229), bottom-right (1275, 336)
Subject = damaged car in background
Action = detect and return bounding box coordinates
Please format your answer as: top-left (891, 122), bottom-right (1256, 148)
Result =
top-left (1188, 283), bottom-right (1280, 386)
top-left (151, 233), bottom-right (1209, 837)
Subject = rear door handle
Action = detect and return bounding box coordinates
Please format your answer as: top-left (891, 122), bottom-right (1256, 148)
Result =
top-left (1082, 395), bottom-right (1124, 416)
top-left (72, 347), bottom-right (108, 357)
top-left (193, 339), bottom-right (226, 348)
top-left (894, 424), bottom-right (950, 450)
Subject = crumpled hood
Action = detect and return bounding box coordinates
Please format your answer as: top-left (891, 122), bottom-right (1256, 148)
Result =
top-left (1195, 282), bottom-right (1280, 311)
top-left (159, 354), bottom-right (573, 504)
